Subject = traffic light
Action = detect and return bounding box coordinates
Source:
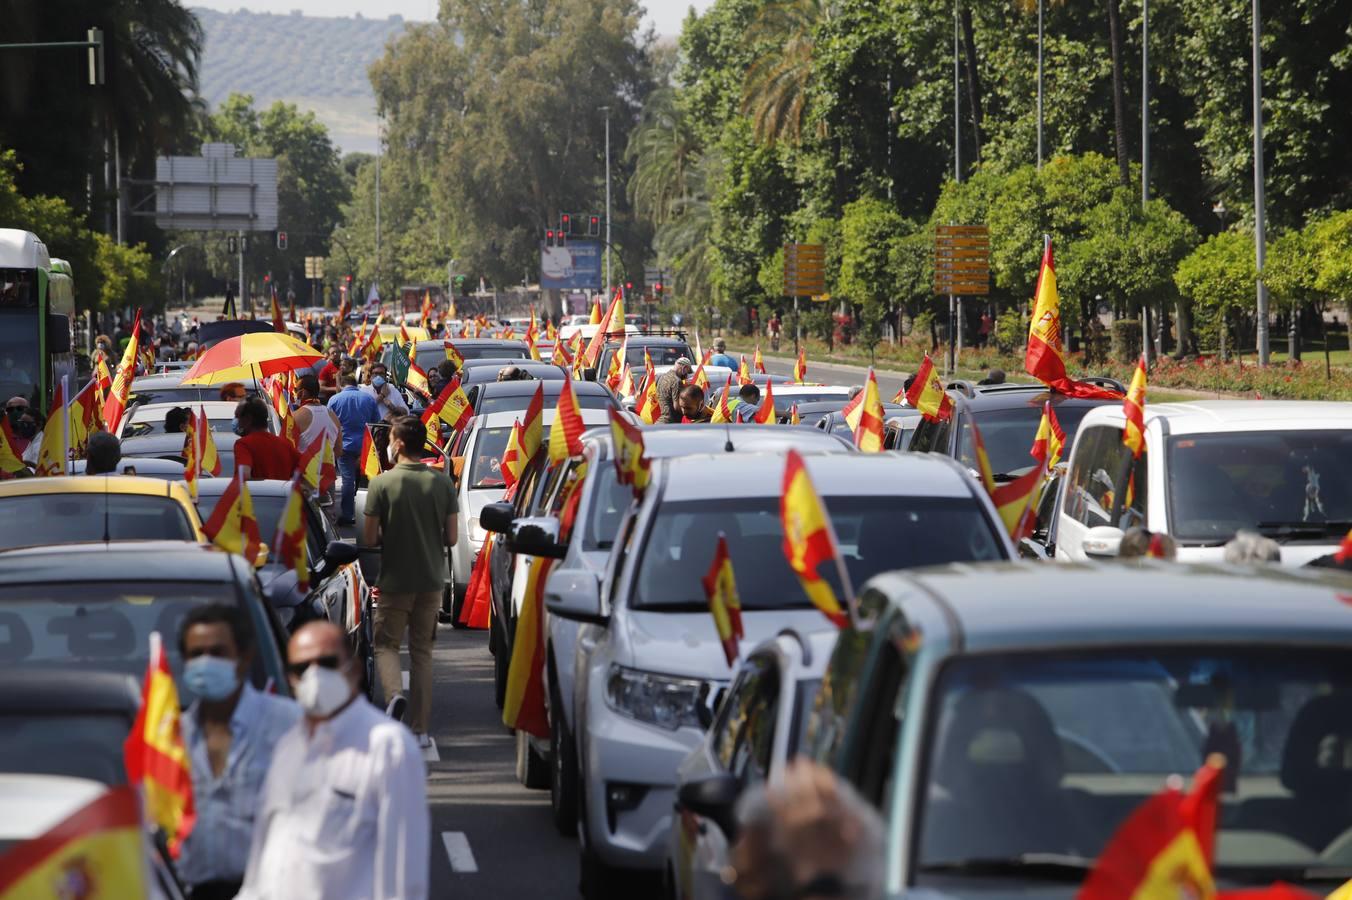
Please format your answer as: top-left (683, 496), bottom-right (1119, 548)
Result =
top-left (560, 213), bottom-right (572, 234)
top-left (588, 215), bottom-right (600, 237)
top-left (276, 230), bottom-right (288, 251)
top-left (226, 236), bottom-right (237, 254)
top-left (654, 281), bottom-right (663, 297)
top-left (263, 273), bottom-right (271, 284)
top-left (545, 229), bottom-right (556, 248)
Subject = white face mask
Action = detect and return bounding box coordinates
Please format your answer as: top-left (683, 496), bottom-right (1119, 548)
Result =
top-left (385, 440), bottom-right (400, 465)
top-left (294, 662), bottom-right (353, 719)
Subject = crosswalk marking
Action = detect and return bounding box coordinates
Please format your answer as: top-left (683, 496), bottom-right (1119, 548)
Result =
top-left (442, 831), bottom-right (477, 873)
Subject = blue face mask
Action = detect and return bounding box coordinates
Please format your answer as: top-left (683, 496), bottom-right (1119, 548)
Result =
top-left (371, 375), bottom-right (387, 389)
top-left (232, 418), bottom-right (246, 436)
top-left (184, 654), bottom-right (240, 702)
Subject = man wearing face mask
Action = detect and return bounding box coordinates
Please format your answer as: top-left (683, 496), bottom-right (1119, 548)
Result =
top-left (237, 621), bottom-right (429, 900)
top-left (360, 363), bottom-right (409, 421)
top-left (177, 605), bottom-right (299, 900)
top-left (233, 397), bottom-right (300, 481)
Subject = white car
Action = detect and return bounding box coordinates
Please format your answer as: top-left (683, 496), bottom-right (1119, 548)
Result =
top-left (118, 400), bottom-right (278, 440)
top-left (546, 451), bottom-right (1014, 896)
top-left (1054, 400), bottom-right (1352, 566)
top-left (668, 628), bottom-right (839, 900)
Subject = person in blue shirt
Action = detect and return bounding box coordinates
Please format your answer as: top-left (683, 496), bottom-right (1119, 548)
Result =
top-left (734, 383), bottom-right (762, 422)
top-left (708, 337), bottom-right (738, 371)
top-left (177, 604), bottom-right (299, 900)
top-left (327, 373), bottom-right (381, 525)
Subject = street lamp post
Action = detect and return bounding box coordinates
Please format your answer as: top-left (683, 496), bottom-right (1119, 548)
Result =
top-left (601, 106), bottom-right (612, 301)
top-left (1036, 0), bottom-right (1043, 170)
top-left (1252, 0), bottom-right (1270, 365)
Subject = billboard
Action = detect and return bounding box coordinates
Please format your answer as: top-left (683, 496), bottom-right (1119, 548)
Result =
top-left (154, 143), bottom-right (278, 232)
top-left (540, 240), bottom-right (603, 291)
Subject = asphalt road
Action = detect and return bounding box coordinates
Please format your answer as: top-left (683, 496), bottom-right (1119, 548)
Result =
top-left (759, 352), bottom-right (912, 401)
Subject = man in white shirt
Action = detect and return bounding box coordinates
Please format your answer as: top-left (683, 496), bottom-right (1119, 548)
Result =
top-left (236, 621), bottom-right (429, 900)
top-left (359, 363), bottom-right (409, 421)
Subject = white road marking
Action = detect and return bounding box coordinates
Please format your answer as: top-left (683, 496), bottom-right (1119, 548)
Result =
top-left (442, 831), bottom-right (477, 873)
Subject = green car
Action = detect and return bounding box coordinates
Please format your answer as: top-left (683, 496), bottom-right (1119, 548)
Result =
top-left (807, 562), bottom-right (1352, 897)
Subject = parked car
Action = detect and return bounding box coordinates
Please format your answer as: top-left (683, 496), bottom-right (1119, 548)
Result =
top-left (119, 399), bottom-right (277, 440)
top-left (545, 451), bottom-right (1014, 895)
top-left (668, 628), bottom-right (839, 899)
top-left (591, 337), bottom-right (694, 383)
top-left (0, 475), bottom-right (205, 550)
top-left (394, 338), bottom-right (529, 375)
top-left (0, 670), bottom-right (141, 785)
top-left (799, 562), bottom-right (1352, 897)
top-left (1052, 400), bottom-right (1352, 566)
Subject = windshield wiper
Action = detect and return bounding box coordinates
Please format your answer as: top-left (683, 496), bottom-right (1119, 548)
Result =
top-left (919, 853), bottom-right (1093, 881)
top-left (636, 601), bottom-right (713, 613)
top-left (1254, 520), bottom-right (1352, 541)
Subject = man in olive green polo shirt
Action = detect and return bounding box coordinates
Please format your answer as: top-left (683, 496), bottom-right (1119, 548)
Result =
top-left (362, 415), bottom-right (458, 748)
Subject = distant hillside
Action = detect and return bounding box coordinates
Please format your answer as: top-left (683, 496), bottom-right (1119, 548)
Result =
top-left (194, 8), bottom-right (409, 153)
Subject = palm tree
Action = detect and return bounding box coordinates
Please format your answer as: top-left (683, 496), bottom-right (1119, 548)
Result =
top-left (655, 152), bottom-right (721, 304)
top-left (739, 0), bottom-right (832, 146)
top-left (625, 89), bottom-right (701, 225)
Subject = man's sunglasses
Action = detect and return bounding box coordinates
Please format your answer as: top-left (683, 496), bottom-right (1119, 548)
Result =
top-left (287, 655), bottom-right (344, 678)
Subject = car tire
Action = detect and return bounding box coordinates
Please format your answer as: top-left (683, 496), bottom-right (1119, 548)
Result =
top-left (549, 681), bottom-right (578, 836)
top-left (515, 729), bottom-right (549, 789)
top-left (450, 581), bottom-right (468, 629)
top-left (492, 621), bottom-right (508, 709)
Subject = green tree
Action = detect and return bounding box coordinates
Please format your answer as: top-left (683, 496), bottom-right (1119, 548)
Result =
top-left (1173, 231), bottom-right (1256, 353)
top-left (739, 0), bottom-right (832, 146)
top-left (837, 196), bottom-right (907, 351)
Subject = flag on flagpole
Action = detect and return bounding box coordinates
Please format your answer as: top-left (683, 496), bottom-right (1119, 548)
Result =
top-left (793, 348), bottom-right (807, 384)
top-left (501, 420), bottom-right (526, 489)
top-left (102, 309), bottom-right (141, 431)
top-left (444, 339), bottom-right (465, 370)
top-left (502, 556), bottom-right (556, 738)
top-left (123, 632), bottom-right (196, 858)
top-left (841, 369), bottom-right (885, 451)
top-left (34, 379), bottom-right (69, 477)
top-left (182, 415), bottom-right (200, 499)
top-left (519, 382), bottom-right (545, 458)
top-left (0, 416), bottom-right (25, 474)
top-left (271, 286), bottom-right (286, 333)
top-left (422, 376), bottom-right (473, 432)
top-left (1123, 354), bottom-right (1148, 458)
top-left (202, 469), bottom-right (264, 562)
top-left (752, 345), bottom-right (766, 374)
top-left (789, 403), bottom-right (801, 426)
top-left (780, 450), bottom-right (848, 628)
top-left (548, 375), bottom-right (586, 463)
top-left (635, 371), bottom-right (660, 425)
top-left (0, 784), bottom-right (149, 897)
top-left (359, 426), bottom-right (381, 479)
top-left (752, 380), bottom-right (776, 424)
top-left (1029, 401), bottom-right (1067, 468)
top-left (273, 475), bottom-right (310, 591)
top-left (197, 406), bottom-right (222, 477)
top-left (904, 355), bottom-right (954, 422)
top-left (710, 383), bottom-right (734, 424)
top-left (701, 534), bottom-right (744, 666)
top-left (1026, 240), bottom-right (1123, 400)
top-left (608, 409), bottom-right (651, 497)
top-left (737, 355), bottom-right (752, 386)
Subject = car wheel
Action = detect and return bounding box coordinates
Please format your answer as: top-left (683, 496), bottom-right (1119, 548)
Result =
top-left (492, 621), bottom-right (508, 709)
top-left (550, 682), bottom-right (578, 835)
top-left (515, 729), bottom-right (549, 789)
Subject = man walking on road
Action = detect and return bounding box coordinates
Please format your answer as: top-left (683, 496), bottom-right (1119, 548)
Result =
top-left (236, 621), bottom-right (429, 900)
top-left (708, 338), bottom-right (737, 370)
top-left (656, 356), bottom-right (693, 423)
top-left (233, 398), bottom-right (300, 481)
top-left (363, 415), bottom-right (457, 749)
top-left (328, 374), bottom-right (380, 526)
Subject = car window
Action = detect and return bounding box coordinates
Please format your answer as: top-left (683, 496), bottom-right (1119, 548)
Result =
top-left (584, 466), bottom-right (634, 551)
top-left (0, 713), bottom-right (132, 785)
top-left (0, 494), bottom-right (196, 549)
top-left (469, 427), bottom-right (512, 488)
top-left (1166, 429), bottom-right (1352, 544)
top-left (955, 406), bottom-right (1094, 476)
top-left (907, 413), bottom-right (952, 455)
top-left (1064, 425), bottom-right (1148, 530)
top-left (915, 649), bottom-right (1352, 881)
top-left (714, 656), bottom-right (779, 786)
top-left (123, 414), bottom-right (231, 439)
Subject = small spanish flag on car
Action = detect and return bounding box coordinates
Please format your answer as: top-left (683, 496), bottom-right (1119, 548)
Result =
top-left (701, 533), bottom-right (743, 667)
top-left (905, 354), bottom-right (953, 423)
top-left (360, 426), bottom-right (381, 480)
top-left (503, 555), bottom-right (556, 738)
top-left (1123, 354), bottom-right (1148, 459)
top-left (842, 368), bottom-right (885, 451)
top-left (793, 347), bottom-right (807, 384)
top-left (202, 468), bottom-right (264, 563)
top-left (422, 376), bottom-right (473, 433)
top-left (548, 375), bottom-right (587, 463)
top-left (780, 450), bottom-right (848, 629)
top-left (752, 380), bottom-right (777, 425)
top-left (124, 632), bottom-right (196, 858)
top-left (608, 408), bottom-right (651, 497)
top-left (0, 417), bottom-right (25, 475)
top-left (0, 785), bottom-right (148, 897)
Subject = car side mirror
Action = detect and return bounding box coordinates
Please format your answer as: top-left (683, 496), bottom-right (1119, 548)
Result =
top-left (545, 571), bottom-right (605, 625)
top-left (1082, 525), bottom-right (1124, 559)
top-left (479, 501), bottom-right (515, 534)
top-left (317, 540), bottom-right (360, 579)
top-left (508, 516), bottom-right (567, 559)
top-left (676, 772), bottom-right (742, 842)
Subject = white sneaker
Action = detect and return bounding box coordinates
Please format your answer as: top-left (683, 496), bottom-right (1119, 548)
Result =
top-left (417, 733), bottom-right (434, 750)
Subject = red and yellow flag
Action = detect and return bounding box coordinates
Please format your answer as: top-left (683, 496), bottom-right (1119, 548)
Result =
top-left (501, 419), bottom-right (526, 489)
top-left (616, 363), bottom-right (635, 399)
top-left (737, 355), bottom-right (752, 386)
top-left (398, 322), bottom-right (414, 349)
top-left (34, 380), bottom-right (68, 477)
top-left (752, 379), bottom-right (776, 425)
top-left (102, 309), bottom-right (141, 431)
top-left (793, 347), bottom-right (807, 384)
top-left (503, 555), bottom-right (556, 738)
top-left (780, 450), bottom-right (847, 628)
top-left (123, 632), bottom-right (195, 858)
top-left (271, 287), bottom-right (286, 334)
top-left (842, 368), bottom-right (885, 451)
top-left (710, 383), bottom-right (734, 424)
top-left (972, 416), bottom-right (1046, 541)
top-left (1078, 757), bottom-right (1223, 900)
top-left (608, 408), bottom-right (651, 497)
top-left (635, 371), bottom-right (660, 425)
top-left (421, 290), bottom-right (434, 330)
top-left (701, 534), bottom-right (743, 666)
top-left (1029, 400), bottom-right (1067, 469)
top-left (95, 357), bottom-right (113, 395)
top-left (1123, 354), bottom-right (1147, 459)
top-left (583, 291), bottom-right (623, 366)
top-left (202, 469), bottom-right (264, 562)
top-left (422, 375), bottom-right (473, 432)
top-left (519, 382), bottom-right (545, 458)
top-left (525, 307), bottom-right (539, 345)
top-left (197, 406), bottom-right (222, 477)
top-left (905, 354), bottom-right (954, 422)
top-left (68, 378), bottom-right (99, 456)
top-left (0, 416), bottom-right (26, 475)
top-left (444, 339), bottom-right (465, 370)
top-left (789, 403), bottom-right (801, 426)
top-left (588, 297), bottom-right (603, 325)
top-left (273, 475), bottom-right (310, 591)
top-left (0, 784), bottom-right (148, 897)
top-left (752, 345), bottom-right (766, 375)
top-left (1335, 529), bottom-right (1352, 565)
top-left (406, 359), bottom-right (432, 399)
top-left (548, 375), bottom-right (587, 463)
top-left (359, 426), bottom-right (381, 480)
top-left (1026, 241), bottom-right (1123, 400)
top-left (460, 538), bottom-right (494, 629)
top-left (692, 356), bottom-right (710, 393)
top-left (182, 416), bottom-right (200, 499)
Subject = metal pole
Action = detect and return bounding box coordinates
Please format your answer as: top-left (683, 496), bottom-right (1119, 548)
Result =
top-left (237, 229), bottom-right (245, 317)
top-left (1037, 0), bottom-right (1044, 169)
top-left (604, 110), bottom-right (613, 300)
top-left (1251, 0), bottom-right (1270, 365)
top-left (1141, 0), bottom-right (1149, 204)
top-left (953, 0), bottom-right (961, 181)
top-left (375, 117), bottom-right (382, 299)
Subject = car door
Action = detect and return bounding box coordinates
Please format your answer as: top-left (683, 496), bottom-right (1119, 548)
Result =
top-left (1056, 423), bottom-right (1150, 561)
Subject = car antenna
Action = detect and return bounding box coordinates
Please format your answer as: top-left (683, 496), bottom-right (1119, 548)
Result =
top-left (723, 416), bottom-right (734, 453)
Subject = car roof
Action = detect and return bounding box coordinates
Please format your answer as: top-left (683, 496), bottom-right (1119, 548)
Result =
top-left (479, 379), bottom-right (612, 399)
top-left (129, 400), bottom-right (235, 418)
top-left (0, 541), bottom-right (240, 584)
top-left (582, 423), bottom-right (856, 459)
top-left (603, 337), bottom-right (690, 349)
top-left (875, 562), bottom-right (1352, 651)
top-left (1079, 399), bottom-right (1352, 435)
top-left (480, 407), bottom-right (614, 428)
top-left (196, 477), bottom-right (293, 498)
top-left (425, 338), bottom-right (529, 351)
top-left (657, 451), bottom-right (977, 502)
top-left (122, 432), bottom-right (238, 455)
top-left (0, 475), bottom-right (184, 498)
top-left (954, 382), bottom-right (1119, 413)
top-left (0, 669), bottom-right (140, 714)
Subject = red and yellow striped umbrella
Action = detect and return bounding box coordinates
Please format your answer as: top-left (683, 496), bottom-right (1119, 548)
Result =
top-left (180, 332), bottom-right (323, 385)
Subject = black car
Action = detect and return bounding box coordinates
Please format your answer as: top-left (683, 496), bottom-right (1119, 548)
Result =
top-left (907, 379), bottom-right (1124, 478)
top-left (390, 338), bottom-right (530, 375)
top-left (467, 378), bottom-right (620, 416)
top-left (458, 359), bottom-right (565, 389)
top-left (589, 336), bottom-right (693, 382)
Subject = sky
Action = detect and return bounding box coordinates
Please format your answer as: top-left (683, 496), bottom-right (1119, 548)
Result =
top-left (190, 0), bottom-right (714, 37)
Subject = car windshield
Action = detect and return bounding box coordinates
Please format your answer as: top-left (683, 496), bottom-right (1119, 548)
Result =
top-left (586, 466), bottom-right (635, 550)
top-left (956, 406), bottom-right (1094, 476)
top-left (916, 649), bottom-right (1352, 887)
top-left (0, 581), bottom-right (278, 696)
top-left (632, 496), bottom-right (1003, 611)
top-left (1166, 430), bottom-right (1352, 544)
top-left (126, 388), bottom-right (215, 408)
top-left (0, 713), bottom-right (132, 785)
top-left (0, 494), bottom-right (195, 549)
top-left (620, 346), bottom-right (691, 368)
top-left (479, 392), bottom-right (612, 416)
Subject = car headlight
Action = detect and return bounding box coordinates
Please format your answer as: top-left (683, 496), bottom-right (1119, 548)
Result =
top-left (468, 517), bottom-right (487, 543)
top-left (604, 665), bottom-right (707, 731)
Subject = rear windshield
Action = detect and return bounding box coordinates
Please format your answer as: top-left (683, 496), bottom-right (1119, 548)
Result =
top-left (420, 345), bottom-right (528, 370)
top-left (0, 494), bottom-right (195, 548)
top-left (956, 405), bottom-right (1094, 476)
top-left (479, 392), bottom-right (613, 416)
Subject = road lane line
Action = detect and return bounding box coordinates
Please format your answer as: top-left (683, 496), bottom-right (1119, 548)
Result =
top-left (442, 831), bottom-right (477, 873)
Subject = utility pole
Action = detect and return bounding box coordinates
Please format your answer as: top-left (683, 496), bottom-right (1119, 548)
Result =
top-left (953, 1), bottom-right (961, 182)
top-left (375, 115), bottom-right (383, 299)
top-left (1141, 0), bottom-right (1152, 366)
top-left (1251, 0), bottom-right (1270, 365)
top-left (1037, 0), bottom-right (1044, 169)
top-left (602, 106), bottom-right (613, 300)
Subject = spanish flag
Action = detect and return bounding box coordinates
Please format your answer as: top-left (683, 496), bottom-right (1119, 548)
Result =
top-left (0, 416), bottom-right (26, 475)
top-left (905, 354), bottom-right (954, 422)
top-left (0, 785), bottom-right (148, 898)
top-left (751, 379), bottom-right (776, 425)
top-left (1078, 756), bottom-right (1223, 900)
top-left (1026, 241), bottom-right (1123, 399)
top-left (123, 632), bottom-right (196, 858)
top-left (406, 359), bottom-right (432, 400)
top-left (197, 406), bottom-right (222, 477)
top-left (202, 469), bottom-right (264, 562)
top-left (752, 345), bottom-right (766, 375)
top-left (616, 363), bottom-right (635, 399)
top-left (546, 320), bottom-right (558, 342)
top-left (444, 339), bottom-right (465, 370)
top-left (102, 309), bottom-right (141, 431)
top-left (1336, 528), bottom-right (1352, 565)
top-left (1029, 400), bottom-right (1067, 468)
top-left (793, 347), bottom-right (807, 384)
top-left (548, 375), bottom-right (587, 463)
top-left (780, 450), bottom-right (848, 628)
top-left (360, 426), bottom-right (381, 480)
top-left (710, 383), bottom-right (733, 424)
top-left (971, 416), bottom-right (1046, 541)
top-left (527, 334), bottom-right (544, 362)
top-left (608, 408), bottom-right (651, 497)
top-left (34, 380), bottom-right (69, 477)
top-left (588, 297), bottom-right (603, 325)
top-left (737, 355), bottom-right (752, 386)
top-left (700, 534), bottom-right (743, 666)
top-left (501, 419), bottom-right (526, 489)
top-left (398, 322), bottom-right (414, 349)
top-left (182, 416), bottom-right (200, 499)
top-left (525, 307), bottom-right (539, 345)
top-left (421, 290), bottom-right (434, 330)
top-left (519, 382), bottom-right (545, 458)
top-left (789, 403), bottom-right (801, 426)
top-left (273, 474), bottom-right (310, 591)
top-left (842, 369), bottom-right (885, 451)
top-left (503, 555), bottom-right (556, 738)
top-left (692, 356), bottom-right (710, 393)
top-left (95, 357), bottom-right (113, 396)
top-left (583, 291), bottom-right (623, 366)
top-left (635, 372), bottom-right (661, 425)
top-left (271, 287), bottom-right (286, 334)
top-left (68, 378), bottom-right (99, 456)
top-left (422, 375), bottom-right (473, 433)
top-left (459, 539), bottom-right (494, 629)
top-left (1123, 354), bottom-right (1147, 459)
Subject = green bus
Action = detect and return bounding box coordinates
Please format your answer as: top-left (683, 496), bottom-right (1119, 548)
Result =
top-left (0, 228), bottom-right (75, 413)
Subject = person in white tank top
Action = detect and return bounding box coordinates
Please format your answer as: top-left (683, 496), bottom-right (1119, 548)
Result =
top-left (294, 375), bottom-right (343, 518)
